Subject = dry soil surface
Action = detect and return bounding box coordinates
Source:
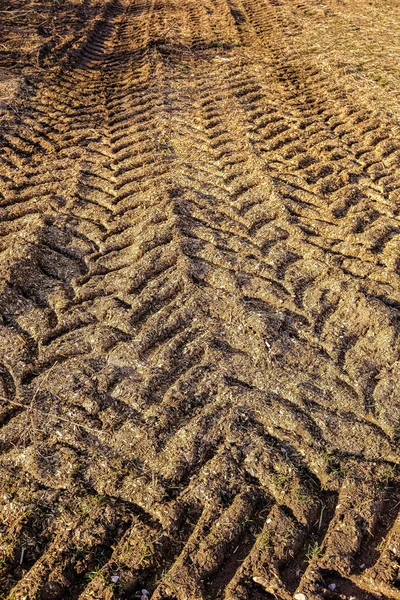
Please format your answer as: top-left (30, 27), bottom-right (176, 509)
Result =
top-left (1, 1), bottom-right (400, 599)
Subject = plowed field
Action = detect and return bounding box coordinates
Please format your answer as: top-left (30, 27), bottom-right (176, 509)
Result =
top-left (1, 1), bottom-right (400, 598)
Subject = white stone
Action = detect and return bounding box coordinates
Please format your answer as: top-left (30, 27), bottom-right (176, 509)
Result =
top-left (294, 594), bottom-right (307, 600)
top-left (252, 577), bottom-right (266, 585)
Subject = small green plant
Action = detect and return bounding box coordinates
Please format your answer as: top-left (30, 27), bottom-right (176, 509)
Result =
top-left (139, 539), bottom-right (156, 566)
top-left (306, 541), bottom-right (323, 562)
top-left (87, 565), bottom-right (104, 582)
top-left (377, 467), bottom-right (394, 487)
top-left (242, 515), bottom-right (253, 527)
top-left (281, 524), bottom-right (296, 548)
top-left (273, 472), bottom-right (291, 488)
top-left (322, 452), bottom-right (345, 479)
top-left (377, 540), bottom-right (384, 552)
top-left (80, 494), bottom-right (104, 516)
top-left (330, 463), bottom-right (346, 479)
top-left (258, 531), bottom-right (272, 550)
top-left (155, 568), bottom-right (171, 584)
top-left (293, 486), bottom-right (310, 507)
top-left (322, 451), bottom-right (335, 464)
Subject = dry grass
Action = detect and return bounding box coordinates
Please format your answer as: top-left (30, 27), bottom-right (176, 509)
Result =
top-left (281, 0), bottom-right (400, 120)
top-left (0, 0), bottom-right (103, 76)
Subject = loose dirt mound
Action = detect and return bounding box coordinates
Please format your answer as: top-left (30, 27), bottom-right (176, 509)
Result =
top-left (1, 0), bottom-right (400, 598)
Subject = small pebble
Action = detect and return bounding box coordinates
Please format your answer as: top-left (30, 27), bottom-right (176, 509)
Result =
top-left (294, 594), bottom-right (307, 600)
top-left (111, 575), bottom-right (119, 584)
top-left (328, 583), bottom-right (336, 591)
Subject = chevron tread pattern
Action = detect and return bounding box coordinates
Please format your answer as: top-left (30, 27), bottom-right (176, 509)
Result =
top-left (0, 0), bottom-right (399, 599)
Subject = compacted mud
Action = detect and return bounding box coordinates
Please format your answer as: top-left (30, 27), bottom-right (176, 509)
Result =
top-left (1, 1), bottom-right (400, 598)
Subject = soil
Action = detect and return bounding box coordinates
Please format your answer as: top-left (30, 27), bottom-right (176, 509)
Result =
top-left (0, 0), bottom-right (400, 599)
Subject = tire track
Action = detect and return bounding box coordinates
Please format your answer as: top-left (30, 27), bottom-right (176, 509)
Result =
top-left (0, 0), bottom-right (399, 598)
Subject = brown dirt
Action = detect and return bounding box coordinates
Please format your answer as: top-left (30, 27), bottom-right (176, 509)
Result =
top-left (0, 0), bottom-right (400, 598)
